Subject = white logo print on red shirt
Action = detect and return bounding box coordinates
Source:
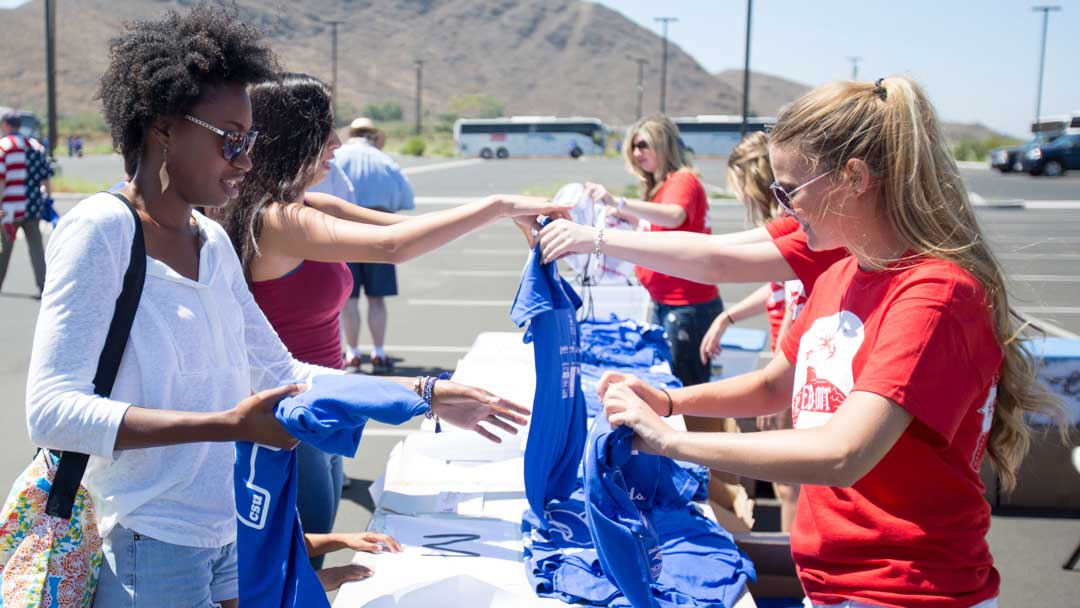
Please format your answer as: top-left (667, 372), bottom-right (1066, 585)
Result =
top-left (792, 311), bottom-right (865, 429)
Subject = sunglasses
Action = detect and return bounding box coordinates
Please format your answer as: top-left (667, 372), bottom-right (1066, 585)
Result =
top-left (769, 171), bottom-right (831, 217)
top-left (631, 140), bottom-right (650, 152)
top-left (184, 114), bottom-right (258, 162)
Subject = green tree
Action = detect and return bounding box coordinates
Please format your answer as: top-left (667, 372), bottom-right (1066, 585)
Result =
top-left (363, 101), bottom-right (403, 122)
top-left (448, 94), bottom-right (505, 119)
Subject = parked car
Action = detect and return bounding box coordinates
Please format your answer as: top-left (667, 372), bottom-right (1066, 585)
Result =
top-left (1022, 133), bottom-right (1080, 176)
top-left (990, 134), bottom-right (1059, 173)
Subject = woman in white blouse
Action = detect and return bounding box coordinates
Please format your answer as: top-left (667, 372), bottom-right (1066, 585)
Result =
top-left (24, 6), bottom-right (542, 607)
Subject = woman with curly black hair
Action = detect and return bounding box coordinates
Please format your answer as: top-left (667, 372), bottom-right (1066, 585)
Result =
top-left (24, 5), bottom-right (532, 605)
top-left (216, 73), bottom-right (568, 566)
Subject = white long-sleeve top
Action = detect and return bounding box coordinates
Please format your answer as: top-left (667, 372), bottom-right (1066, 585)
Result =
top-left (26, 192), bottom-right (334, 548)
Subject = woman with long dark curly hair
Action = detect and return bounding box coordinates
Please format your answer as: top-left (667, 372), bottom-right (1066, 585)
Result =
top-left (217, 73), bottom-right (566, 565)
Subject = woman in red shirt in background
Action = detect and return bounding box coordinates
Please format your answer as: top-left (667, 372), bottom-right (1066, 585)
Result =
top-left (582, 114), bottom-right (722, 389)
top-left (599, 76), bottom-right (1066, 607)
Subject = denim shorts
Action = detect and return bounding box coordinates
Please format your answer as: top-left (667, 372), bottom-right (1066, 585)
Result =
top-left (650, 298), bottom-right (725, 387)
top-left (94, 524), bottom-right (238, 607)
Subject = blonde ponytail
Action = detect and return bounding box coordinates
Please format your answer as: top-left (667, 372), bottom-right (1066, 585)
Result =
top-left (727, 131), bottom-right (777, 226)
top-left (771, 76), bottom-right (1068, 491)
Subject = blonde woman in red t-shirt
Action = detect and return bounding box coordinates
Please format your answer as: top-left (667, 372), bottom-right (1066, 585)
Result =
top-left (581, 114), bottom-right (723, 389)
top-left (597, 77), bottom-right (1067, 608)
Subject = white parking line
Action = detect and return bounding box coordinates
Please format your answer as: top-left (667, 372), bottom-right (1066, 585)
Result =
top-left (998, 252), bottom-right (1080, 261)
top-left (352, 344), bottom-right (471, 354)
top-left (1017, 313), bottom-right (1080, 339)
top-left (401, 159), bottom-right (484, 175)
top-left (1022, 200), bottom-right (1080, 210)
top-left (462, 248), bottom-right (524, 256)
top-left (408, 299), bottom-right (511, 307)
top-left (414, 196), bottom-right (483, 207)
top-left (1016, 306), bottom-right (1080, 315)
top-left (438, 269), bottom-right (523, 278)
top-left (1011, 274), bottom-right (1080, 283)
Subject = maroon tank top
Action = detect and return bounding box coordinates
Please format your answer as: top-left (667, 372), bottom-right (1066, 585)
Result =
top-left (250, 260), bottom-right (353, 369)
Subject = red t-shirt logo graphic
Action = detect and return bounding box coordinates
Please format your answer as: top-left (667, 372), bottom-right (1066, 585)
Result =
top-left (791, 366), bottom-right (847, 427)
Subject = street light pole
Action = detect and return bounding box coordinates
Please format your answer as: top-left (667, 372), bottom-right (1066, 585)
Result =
top-left (629, 56), bottom-right (647, 119)
top-left (846, 56), bottom-right (862, 81)
top-left (654, 17), bottom-right (677, 114)
top-left (740, 0), bottom-right (753, 138)
top-left (327, 19), bottom-right (343, 118)
top-left (44, 0), bottom-right (57, 157)
top-left (414, 60), bottom-right (424, 136)
top-left (1031, 5), bottom-right (1061, 132)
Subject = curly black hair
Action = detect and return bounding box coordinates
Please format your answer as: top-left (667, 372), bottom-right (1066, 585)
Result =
top-left (97, 2), bottom-right (279, 175)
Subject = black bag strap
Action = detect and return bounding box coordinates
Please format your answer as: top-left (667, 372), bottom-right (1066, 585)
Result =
top-left (45, 192), bottom-right (145, 519)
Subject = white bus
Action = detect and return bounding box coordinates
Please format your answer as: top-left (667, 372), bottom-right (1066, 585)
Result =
top-left (672, 115), bottom-right (773, 157)
top-left (454, 116), bottom-right (607, 159)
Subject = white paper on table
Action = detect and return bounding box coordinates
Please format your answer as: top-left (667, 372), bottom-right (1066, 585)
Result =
top-left (382, 433), bottom-right (525, 495)
top-left (333, 512), bottom-right (567, 608)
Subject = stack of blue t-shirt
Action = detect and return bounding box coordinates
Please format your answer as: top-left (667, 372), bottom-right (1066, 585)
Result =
top-left (579, 315), bottom-right (673, 369)
top-left (510, 240), bottom-right (588, 525)
top-left (235, 375), bottom-right (428, 608)
top-left (523, 420), bottom-right (755, 608)
top-left (584, 415), bottom-right (755, 607)
top-left (580, 363), bottom-right (683, 418)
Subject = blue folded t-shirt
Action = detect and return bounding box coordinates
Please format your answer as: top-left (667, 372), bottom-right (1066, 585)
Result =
top-left (235, 375), bottom-right (428, 608)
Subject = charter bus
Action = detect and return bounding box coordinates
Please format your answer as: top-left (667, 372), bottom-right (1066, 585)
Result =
top-left (672, 115), bottom-right (774, 156)
top-left (454, 116), bottom-right (607, 159)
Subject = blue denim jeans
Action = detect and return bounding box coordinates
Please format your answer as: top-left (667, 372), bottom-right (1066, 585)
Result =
top-left (650, 298), bottom-right (725, 387)
top-left (94, 524), bottom-right (238, 607)
top-left (295, 443), bottom-right (344, 569)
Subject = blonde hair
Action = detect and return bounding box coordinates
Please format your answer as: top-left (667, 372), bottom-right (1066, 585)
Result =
top-left (623, 114), bottom-right (693, 199)
top-left (727, 131), bottom-right (777, 226)
top-left (770, 76), bottom-right (1067, 492)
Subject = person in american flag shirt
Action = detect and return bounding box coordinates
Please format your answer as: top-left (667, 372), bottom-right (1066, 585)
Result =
top-left (0, 113), bottom-right (50, 296)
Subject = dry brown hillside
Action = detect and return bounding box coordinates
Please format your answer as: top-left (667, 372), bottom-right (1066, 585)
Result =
top-left (0, 0), bottom-right (1007, 141)
top-left (0, 0), bottom-right (742, 124)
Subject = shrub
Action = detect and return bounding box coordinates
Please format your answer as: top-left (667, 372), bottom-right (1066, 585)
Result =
top-left (363, 100), bottom-right (403, 122)
top-left (400, 136), bottom-right (426, 156)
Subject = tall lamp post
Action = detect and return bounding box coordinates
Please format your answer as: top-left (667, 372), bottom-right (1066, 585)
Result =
top-left (654, 16), bottom-right (678, 114)
top-left (846, 56), bottom-right (862, 81)
top-left (414, 60), bottom-right (424, 136)
top-left (326, 19), bottom-right (343, 120)
top-left (739, 0), bottom-right (753, 137)
top-left (628, 56), bottom-right (647, 119)
top-left (1031, 5), bottom-right (1061, 132)
top-left (44, 0), bottom-right (58, 157)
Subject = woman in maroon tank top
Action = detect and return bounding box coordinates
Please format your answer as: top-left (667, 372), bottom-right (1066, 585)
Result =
top-left (217, 73), bottom-right (566, 579)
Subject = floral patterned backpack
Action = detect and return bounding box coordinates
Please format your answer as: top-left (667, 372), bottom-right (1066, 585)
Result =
top-left (0, 193), bottom-right (145, 607)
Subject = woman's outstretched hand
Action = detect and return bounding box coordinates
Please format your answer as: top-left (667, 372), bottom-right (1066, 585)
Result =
top-left (488, 194), bottom-right (573, 245)
top-left (430, 380), bottom-right (531, 443)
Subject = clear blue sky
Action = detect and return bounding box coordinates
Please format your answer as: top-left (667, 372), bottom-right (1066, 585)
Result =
top-left (597, 0), bottom-right (1079, 138)
top-left (4, 0), bottom-right (1076, 137)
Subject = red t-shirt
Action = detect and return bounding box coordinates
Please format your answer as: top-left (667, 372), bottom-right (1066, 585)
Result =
top-left (765, 215), bottom-right (800, 240)
top-left (634, 170), bottom-right (719, 306)
top-left (780, 256), bottom-right (1001, 608)
top-left (765, 281), bottom-right (786, 349)
top-left (251, 260), bottom-right (353, 370)
top-left (768, 217), bottom-right (848, 295)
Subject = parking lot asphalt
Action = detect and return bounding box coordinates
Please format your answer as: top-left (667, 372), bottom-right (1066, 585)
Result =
top-left (10, 155), bottom-right (1080, 604)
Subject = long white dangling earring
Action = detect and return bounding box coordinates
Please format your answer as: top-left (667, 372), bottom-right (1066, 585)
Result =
top-left (158, 144), bottom-right (170, 194)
